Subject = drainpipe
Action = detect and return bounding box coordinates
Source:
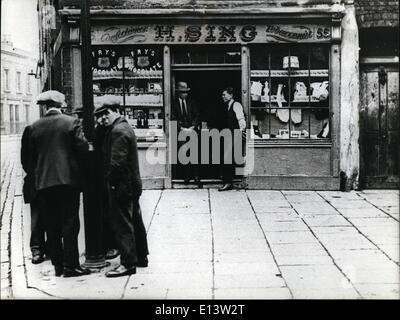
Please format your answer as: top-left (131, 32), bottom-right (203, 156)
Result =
top-left (340, 0), bottom-right (360, 191)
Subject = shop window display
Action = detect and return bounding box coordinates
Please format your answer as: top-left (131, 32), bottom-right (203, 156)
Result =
top-left (250, 44), bottom-right (330, 141)
top-left (92, 46), bottom-right (164, 142)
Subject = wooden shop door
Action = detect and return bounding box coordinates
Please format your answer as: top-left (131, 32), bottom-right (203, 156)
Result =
top-left (360, 61), bottom-right (399, 188)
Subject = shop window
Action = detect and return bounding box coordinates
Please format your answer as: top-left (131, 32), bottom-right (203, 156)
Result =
top-left (9, 105), bottom-right (14, 123)
top-left (250, 44), bottom-right (330, 141)
top-left (172, 46), bottom-right (241, 65)
top-left (92, 46), bottom-right (164, 142)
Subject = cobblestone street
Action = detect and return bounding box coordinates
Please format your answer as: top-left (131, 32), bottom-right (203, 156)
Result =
top-left (1, 136), bottom-right (399, 299)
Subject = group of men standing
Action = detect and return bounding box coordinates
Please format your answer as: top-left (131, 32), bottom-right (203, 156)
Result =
top-left (21, 91), bottom-right (148, 278)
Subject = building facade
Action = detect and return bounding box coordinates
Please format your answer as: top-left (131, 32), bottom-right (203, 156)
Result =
top-left (36, 0), bottom-right (399, 190)
top-left (1, 38), bottom-right (41, 135)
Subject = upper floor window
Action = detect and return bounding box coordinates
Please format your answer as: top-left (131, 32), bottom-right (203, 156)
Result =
top-left (27, 76), bottom-right (31, 93)
top-left (4, 69), bottom-right (10, 91)
top-left (16, 71), bottom-right (22, 92)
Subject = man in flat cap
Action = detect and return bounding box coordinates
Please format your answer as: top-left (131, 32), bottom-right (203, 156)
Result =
top-left (171, 81), bottom-right (201, 185)
top-left (94, 96), bottom-right (148, 277)
top-left (29, 91), bottom-right (91, 277)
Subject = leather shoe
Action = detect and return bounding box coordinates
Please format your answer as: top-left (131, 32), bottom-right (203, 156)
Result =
top-left (105, 249), bottom-right (120, 260)
top-left (106, 265), bottom-right (136, 278)
top-left (63, 266), bottom-right (91, 278)
top-left (218, 183), bottom-right (233, 192)
top-left (55, 265), bottom-right (64, 277)
top-left (136, 257), bottom-right (148, 268)
top-left (32, 253), bottom-right (45, 264)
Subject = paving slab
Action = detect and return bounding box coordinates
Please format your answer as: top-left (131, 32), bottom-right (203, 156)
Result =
top-left (355, 283), bottom-right (400, 299)
top-left (214, 273), bottom-right (286, 289)
top-left (214, 287), bottom-right (291, 299)
top-left (302, 214), bottom-right (352, 227)
top-left (258, 219), bottom-right (309, 232)
top-left (280, 265), bottom-right (351, 290)
top-left (264, 231), bottom-right (319, 245)
top-left (270, 243), bottom-right (327, 257)
top-left (290, 287), bottom-right (360, 299)
top-left (274, 254), bottom-right (334, 266)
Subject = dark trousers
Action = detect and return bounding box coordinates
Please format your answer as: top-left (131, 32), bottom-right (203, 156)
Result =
top-left (177, 129), bottom-right (199, 180)
top-left (29, 197), bottom-right (46, 253)
top-left (132, 198), bottom-right (149, 259)
top-left (221, 129), bottom-right (245, 183)
top-left (109, 189), bottom-right (137, 268)
top-left (108, 188), bottom-right (149, 268)
top-left (97, 182), bottom-right (116, 253)
top-left (38, 186), bottom-right (80, 268)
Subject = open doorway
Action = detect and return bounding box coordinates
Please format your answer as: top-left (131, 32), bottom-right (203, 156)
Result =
top-left (172, 69), bottom-right (242, 181)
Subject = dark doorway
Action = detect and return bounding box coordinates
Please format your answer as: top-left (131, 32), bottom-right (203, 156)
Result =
top-left (172, 69), bottom-right (242, 181)
top-left (360, 63), bottom-right (399, 188)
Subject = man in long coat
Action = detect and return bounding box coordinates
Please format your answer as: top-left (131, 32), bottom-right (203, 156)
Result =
top-left (21, 125), bottom-right (46, 264)
top-left (30, 91), bottom-right (90, 277)
top-left (94, 97), bottom-right (148, 278)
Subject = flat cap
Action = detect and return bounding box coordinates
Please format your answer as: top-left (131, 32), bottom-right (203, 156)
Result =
top-left (36, 90), bottom-right (66, 105)
top-left (94, 95), bottom-right (121, 115)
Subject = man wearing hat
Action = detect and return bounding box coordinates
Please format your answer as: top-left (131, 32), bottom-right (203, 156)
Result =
top-left (94, 96), bottom-right (149, 277)
top-left (29, 90), bottom-right (91, 277)
top-left (171, 81), bottom-right (201, 184)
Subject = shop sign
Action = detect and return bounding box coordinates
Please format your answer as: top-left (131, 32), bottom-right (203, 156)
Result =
top-left (91, 48), bottom-right (162, 71)
top-left (91, 24), bottom-right (331, 45)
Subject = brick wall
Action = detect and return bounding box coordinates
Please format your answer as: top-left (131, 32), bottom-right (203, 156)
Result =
top-left (355, 0), bottom-right (399, 28)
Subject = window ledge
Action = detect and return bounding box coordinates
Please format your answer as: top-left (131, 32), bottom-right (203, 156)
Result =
top-left (249, 139), bottom-right (332, 148)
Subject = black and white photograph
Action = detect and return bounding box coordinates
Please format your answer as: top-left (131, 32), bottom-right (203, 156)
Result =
top-left (0, 0), bottom-right (399, 307)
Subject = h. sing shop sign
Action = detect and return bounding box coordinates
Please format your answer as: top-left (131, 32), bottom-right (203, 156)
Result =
top-left (91, 24), bottom-right (332, 45)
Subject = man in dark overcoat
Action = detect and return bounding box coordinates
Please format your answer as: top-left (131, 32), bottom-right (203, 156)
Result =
top-left (94, 97), bottom-right (148, 278)
top-left (171, 81), bottom-right (201, 184)
top-left (30, 90), bottom-right (90, 277)
top-left (21, 125), bottom-right (46, 264)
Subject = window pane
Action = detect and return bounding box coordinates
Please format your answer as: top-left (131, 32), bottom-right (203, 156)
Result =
top-left (91, 45), bottom-right (164, 140)
top-left (250, 44), bottom-right (330, 141)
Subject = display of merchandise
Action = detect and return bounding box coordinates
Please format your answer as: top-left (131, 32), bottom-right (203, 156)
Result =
top-left (317, 121), bottom-right (330, 138)
top-left (282, 56), bottom-right (299, 69)
top-left (311, 81), bottom-right (329, 100)
top-left (250, 81), bottom-right (263, 100)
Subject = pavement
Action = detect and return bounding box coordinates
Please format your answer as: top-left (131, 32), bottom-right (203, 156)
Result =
top-left (1, 135), bottom-right (399, 300)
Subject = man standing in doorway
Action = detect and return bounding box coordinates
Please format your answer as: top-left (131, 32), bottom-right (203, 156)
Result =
top-left (94, 97), bottom-right (149, 278)
top-left (171, 81), bottom-right (201, 185)
top-left (218, 87), bottom-right (246, 191)
top-left (30, 90), bottom-right (90, 277)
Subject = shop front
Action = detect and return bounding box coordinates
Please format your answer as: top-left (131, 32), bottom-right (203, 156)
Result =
top-left (63, 6), bottom-right (347, 189)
